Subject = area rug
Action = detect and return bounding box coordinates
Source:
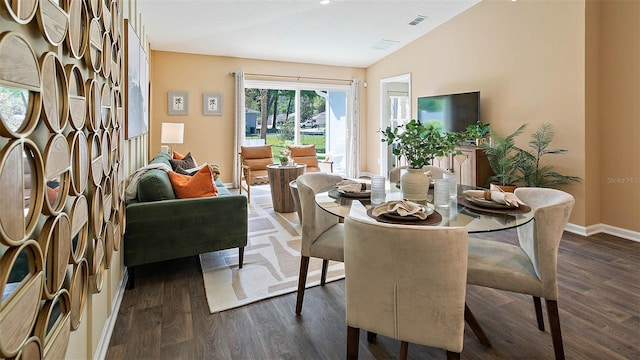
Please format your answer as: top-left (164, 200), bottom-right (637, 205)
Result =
top-left (199, 185), bottom-right (344, 313)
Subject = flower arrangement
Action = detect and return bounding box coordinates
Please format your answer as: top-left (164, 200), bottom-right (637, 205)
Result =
top-left (279, 149), bottom-right (291, 165)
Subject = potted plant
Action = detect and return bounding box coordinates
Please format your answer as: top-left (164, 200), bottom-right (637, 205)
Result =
top-left (515, 123), bottom-right (581, 188)
top-left (480, 124), bottom-right (526, 192)
top-left (462, 121), bottom-right (492, 146)
top-left (381, 119), bottom-right (460, 202)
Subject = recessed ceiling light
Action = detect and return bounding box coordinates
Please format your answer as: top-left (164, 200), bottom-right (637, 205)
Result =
top-left (320, 0), bottom-right (330, 5)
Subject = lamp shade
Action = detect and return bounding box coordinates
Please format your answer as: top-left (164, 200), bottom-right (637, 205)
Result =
top-left (161, 122), bottom-right (184, 144)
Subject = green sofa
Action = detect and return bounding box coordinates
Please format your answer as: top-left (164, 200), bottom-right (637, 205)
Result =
top-left (124, 152), bottom-right (247, 287)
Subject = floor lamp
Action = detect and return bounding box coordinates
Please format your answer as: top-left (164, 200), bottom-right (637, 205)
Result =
top-left (161, 122), bottom-right (184, 155)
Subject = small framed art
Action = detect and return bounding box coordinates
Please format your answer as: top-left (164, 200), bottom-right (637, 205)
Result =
top-left (203, 92), bottom-right (222, 116)
top-left (168, 91), bottom-right (189, 115)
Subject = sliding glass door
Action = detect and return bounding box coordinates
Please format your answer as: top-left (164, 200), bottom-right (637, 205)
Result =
top-left (245, 81), bottom-right (349, 173)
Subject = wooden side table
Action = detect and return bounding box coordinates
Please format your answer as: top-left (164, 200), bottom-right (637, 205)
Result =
top-left (267, 164), bottom-right (306, 212)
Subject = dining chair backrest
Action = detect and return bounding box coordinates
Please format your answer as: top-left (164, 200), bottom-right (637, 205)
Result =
top-left (514, 187), bottom-right (575, 299)
top-left (344, 215), bottom-right (468, 354)
top-left (296, 173), bottom-right (344, 257)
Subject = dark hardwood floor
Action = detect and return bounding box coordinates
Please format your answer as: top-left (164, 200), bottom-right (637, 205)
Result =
top-left (106, 231), bottom-right (639, 360)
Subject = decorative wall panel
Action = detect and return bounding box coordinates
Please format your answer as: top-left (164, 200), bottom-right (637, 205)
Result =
top-left (0, 0), bottom-right (125, 357)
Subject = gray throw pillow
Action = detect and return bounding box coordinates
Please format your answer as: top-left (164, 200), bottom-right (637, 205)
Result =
top-left (169, 152), bottom-right (196, 170)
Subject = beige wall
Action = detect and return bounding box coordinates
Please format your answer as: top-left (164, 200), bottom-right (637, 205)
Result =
top-left (149, 51), bottom-right (366, 183)
top-left (596, 0), bottom-right (640, 232)
top-left (366, 0), bottom-right (639, 232)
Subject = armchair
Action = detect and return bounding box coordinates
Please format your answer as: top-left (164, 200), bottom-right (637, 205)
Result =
top-left (287, 144), bottom-right (333, 173)
top-left (239, 145), bottom-right (274, 202)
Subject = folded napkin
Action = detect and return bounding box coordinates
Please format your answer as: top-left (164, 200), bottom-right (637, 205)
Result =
top-left (372, 200), bottom-right (429, 220)
top-left (463, 189), bottom-right (525, 207)
top-left (336, 179), bottom-right (368, 193)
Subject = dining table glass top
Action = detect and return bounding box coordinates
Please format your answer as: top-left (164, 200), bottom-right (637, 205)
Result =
top-left (315, 184), bottom-right (534, 233)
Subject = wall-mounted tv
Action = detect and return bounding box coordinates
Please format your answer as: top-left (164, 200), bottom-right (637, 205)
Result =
top-left (417, 91), bottom-right (480, 133)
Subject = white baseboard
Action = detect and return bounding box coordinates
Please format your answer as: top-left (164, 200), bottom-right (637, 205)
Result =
top-left (565, 223), bottom-right (639, 242)
top-left (94, 268), bottom-right (129, 360)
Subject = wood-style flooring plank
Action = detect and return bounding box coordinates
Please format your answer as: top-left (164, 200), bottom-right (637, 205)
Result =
top-left (107, 231), bottom-right (640, 359)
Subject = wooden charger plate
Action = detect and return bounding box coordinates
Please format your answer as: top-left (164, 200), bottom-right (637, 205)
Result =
top-left (459, 196), bottom-right (532, 214)
top-left (367, 208), bottom-right (442, 226)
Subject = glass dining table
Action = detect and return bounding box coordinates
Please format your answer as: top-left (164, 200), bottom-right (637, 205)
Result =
top-left (315, 184), bottom-right (534, 233)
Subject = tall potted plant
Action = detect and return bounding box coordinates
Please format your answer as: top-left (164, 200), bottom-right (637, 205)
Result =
top-left (515, 123), bottom-right (581, 188)
top-left (480, 124), bottom-right (526, 192)
top-left (381, 119), bottom-right (459, 202)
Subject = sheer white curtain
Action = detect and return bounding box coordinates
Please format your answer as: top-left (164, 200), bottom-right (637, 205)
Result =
top-left (346, 79), bottom-right (361, 178)
top-left (233, 70), bottom-right (245, 188)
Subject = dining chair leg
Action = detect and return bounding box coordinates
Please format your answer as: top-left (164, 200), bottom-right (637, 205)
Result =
top-left (446, 351), bottom-right (461, 360)
top-left (347, 326), bottom-right (359, 360)
top-left (464, 303), bottom-right (492, 347)
top-left (238, 247), bottom-right (244, 268)
top-left (295, 256), bottom-right (310, 315)
top-left (366, 331), bottom-right (377, 343)
top-left (533, 296), bottom-right (545, 331)
top-left (399, 341), bottom-right (409, 360)
top-left (320, 259), bottom-right (329, 286)
top-left (546, 299), bottom-right (565, 360)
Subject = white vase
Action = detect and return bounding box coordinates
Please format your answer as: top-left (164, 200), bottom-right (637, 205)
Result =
top-left (401, 168), bottom-right (432, 203)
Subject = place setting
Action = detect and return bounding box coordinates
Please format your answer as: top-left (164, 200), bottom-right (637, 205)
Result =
top-left (367, 199), bottom-right (442, 225)
top-left (459, 189), bottom-right (531, 214)
top-left (330, 179), bottom-right (371, 199)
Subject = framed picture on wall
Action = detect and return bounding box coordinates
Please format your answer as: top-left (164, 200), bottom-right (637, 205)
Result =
top-left (203, 92), bottom-right (222, 115)
top-left (125, 19), bottom-right (149, 139)
top-left (168, 91), bottom-right (189, 115)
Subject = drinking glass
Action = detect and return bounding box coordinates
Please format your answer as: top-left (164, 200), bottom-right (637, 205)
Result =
top-left (434, 178), bottom-right (449, 208)
top-left (370, 175), bottom-right (386, 206)
top-left (443, 172), bottom-right (458, 200)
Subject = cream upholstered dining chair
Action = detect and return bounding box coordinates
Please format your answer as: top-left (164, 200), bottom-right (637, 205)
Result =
top-left (287, 144), bottom-right (333, 173)
top-left (467, 187), bottom-right (575, 360)
top-left (295, 172), bottom-right (345, 315)
top-left (239, 145), bottom-right (274, 202)
top-left (344, 214), bottom-right (469, 360)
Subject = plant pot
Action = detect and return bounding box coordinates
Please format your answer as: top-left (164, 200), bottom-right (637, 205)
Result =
top-left (401, 168), bottom-right (432, 203)
top-left (490, 183), bottom-right (518, 193)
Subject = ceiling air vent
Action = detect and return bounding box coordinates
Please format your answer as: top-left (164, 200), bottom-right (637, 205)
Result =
top-left (371, 39), bottom-right (400, 50)
top-left (409, 15), bottom-right (426, 26)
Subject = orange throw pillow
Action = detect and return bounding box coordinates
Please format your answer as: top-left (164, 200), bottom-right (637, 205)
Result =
top-left (168, 165), bottom-right (218, 198)
top-left (173, 151), bottom-right (186, 159)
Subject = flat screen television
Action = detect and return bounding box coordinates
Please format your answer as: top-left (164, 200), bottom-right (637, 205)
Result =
top-left (417, 91), bottom-right (480, 133)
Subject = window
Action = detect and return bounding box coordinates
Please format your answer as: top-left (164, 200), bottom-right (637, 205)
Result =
top-left (244, 80), bottom-right (349, 173)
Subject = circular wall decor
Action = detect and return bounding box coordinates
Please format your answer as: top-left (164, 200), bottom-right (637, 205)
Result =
top-left (0, 138), bottom-right (45, 246)
top-left (87, 0), bottom-right (101, 19)
top-left (84, 78), bottom-right (101, 132)
top-left (0, 240), bottom-right (44, 358)
top-left (41, 133), bottom-right (71, 216)
top-left (65, 194), bottom-right (89, 264)
top-left (37, 213), bottom-right (72, 299)
top-left (34, 289), bottom-right (71, 359)
top-left (3, 0), bottom-right (38, 24)
top-left (36, 0), bottom-right (70, 46)
top-left (66, 259), bottom-right (88, 330)
top-left (101, 33), bottom-right (112, 79)
top-left (87, 132), bottom-right (102, 186)
top-left (101, 130), bottom-right (111, 176)
top-left (88, 183), bottom-right (103, 239)
top-left (63, 0), bottom-right (90, 59)
top-left (100, 82), bottom-right (112, 129)
top-left (67, 130), bottom-right (89, 196)
top-left (89, 236), bottom-right (104, 293)
top-left (102, 221), bottom-right (113, 269)
top-left (84, 18), bottom-right (103, 73)
top-left (0, 32), bottom-right (42, 138)
top-left (64, 64), bottom-right (86, 130)
top-left (39, 52), bottom-right (69, 133)
top-left (14, 336), bottom-right (42, 360)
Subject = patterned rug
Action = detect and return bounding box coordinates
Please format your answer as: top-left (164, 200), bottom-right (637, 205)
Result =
top-left (199, 185), bottom-right (344, 313)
